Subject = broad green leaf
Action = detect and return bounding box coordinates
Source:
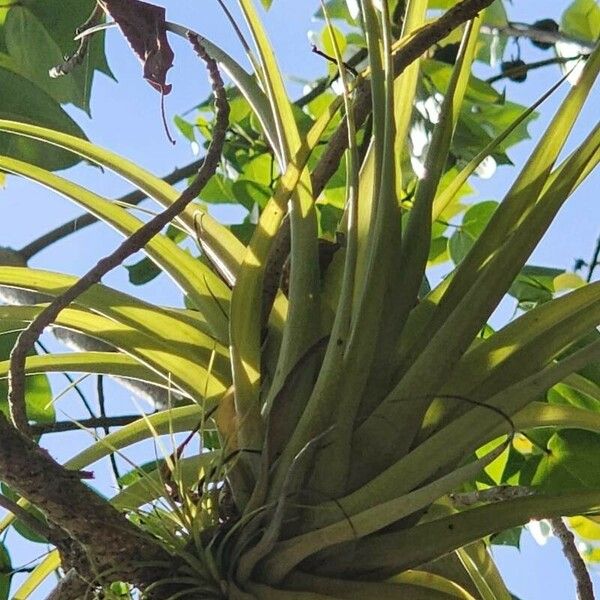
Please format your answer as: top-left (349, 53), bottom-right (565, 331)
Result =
top-left (314, 0), bottom-right (357, 25)
top-left (4, 7), bottom-right (84, 107)
top-left (0, 330), bottom-right (53, 424)
top-left (0, 542), bottom-right (10, 600)
top-left (70, 406), bottom-right (205, 470)
top-left (0, 74), bottom-right (85, 171)
top-left (476, 0), bottom-right (508, 64)
top-left (320, 24), bottom-right (347, 61)
top-left (491, 527), bottom-right (522, 549)
top-left (24, 0), bottom-right (112, 80)
top-left (513, 401), bottom-right (600, 436)
top-left (125, 224), bottom-right (185, 286)
top-left (561, 0), bottom-right (600, 41)
top-left (531, 429), bottom-right (600, 492)
top-left (448, 201), bottom-right (498, 265)
top-left (508, 265), bottom-right (564, 306)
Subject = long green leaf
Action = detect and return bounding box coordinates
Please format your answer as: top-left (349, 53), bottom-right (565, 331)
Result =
top-left (339, 338), bottom-right (600, 522)
top-left (229, 93), bottom-right (339, 453)
top-left (262, 438), bottom-right (508, 584)
top-left (0, 352), bottom-right (170, 389)
top-left (0, 267), bottom-right (230, 382)
top-left (11, 550), bottom-right (61, 600)
top-left (0, 304), bottom-right (229, 399)
top-left (0, 119), bottom-right (245, 285)
top-left (428, 42), bottom-right (600, 322)
top-left (431, 72), bottom-right (569, 221)
top-left (344, 490), bottom-right (600, 576)
top-left (283, 570), bottom-right (476, 599)
top-left (418, 282), bottom-right (600, 438)
top-left (0, 157), bottom-right (231, 341)
top-left (356, 117), bottom-right (600, 472)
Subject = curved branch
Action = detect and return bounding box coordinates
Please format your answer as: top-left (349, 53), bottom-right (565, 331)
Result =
top-left (8, 34), bottom-right (229, 437)
top-left (1, 33), bottom-right (229, 597)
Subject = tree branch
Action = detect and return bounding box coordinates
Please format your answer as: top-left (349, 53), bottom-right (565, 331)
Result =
top-left (8, 35), bottom-right (228, 437)
top-left (586, 235), bottom-right (600, 283)
top-left (550, 517), bottom-right (595, 600)
top-left (19, 158), bottom-right (204, 260)
top-left (1, 34), bottom-right (229, 597)
top-left (486, 55), bottom-right (584, 84)
top-left (480, 22), bottom-right (596, 53)
top-left (31, 414), bottom-right (145, 434)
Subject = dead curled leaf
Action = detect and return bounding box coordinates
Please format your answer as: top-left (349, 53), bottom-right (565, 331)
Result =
top-left (99, 0), bottom-right (174, 95)
top-left (99, 0), bottom-right (176, 142)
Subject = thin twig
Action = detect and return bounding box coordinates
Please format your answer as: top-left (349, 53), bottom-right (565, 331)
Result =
top-left (480, 22), bottom-right (596, 53)
top-left (19, 158), bottom-right (204, 260)
top-left (31, 414), bottom-right (146, 434)
top-left (49, 5), bottom-right (104, 78)
top-left (294, 48), bottom-right (367, 108)
top-left (35, 340), bottom-right (97, 419)
top-left (586, 235), bottom-right (600, 283)
top-left (550, 517), bottom-right (595, 600)
top-left (96, 375), bottom-right (122, 486)
top-left (311, 44), bottom-right (358, 77)
top-left (486, 55), bottom-right (584, 84)
top-left (8, 35), bottom-right (229, 439)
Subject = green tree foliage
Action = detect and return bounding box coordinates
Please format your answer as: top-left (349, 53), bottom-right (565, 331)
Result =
top-left (0, 0), bottom-right (599, 598)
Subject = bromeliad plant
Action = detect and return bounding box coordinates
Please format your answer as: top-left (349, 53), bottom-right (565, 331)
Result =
top-left (0, 0), bottom-right (599, 598)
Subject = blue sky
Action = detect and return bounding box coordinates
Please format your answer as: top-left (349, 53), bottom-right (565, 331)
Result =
top-left (1, 0), bottom-right (599, 597)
